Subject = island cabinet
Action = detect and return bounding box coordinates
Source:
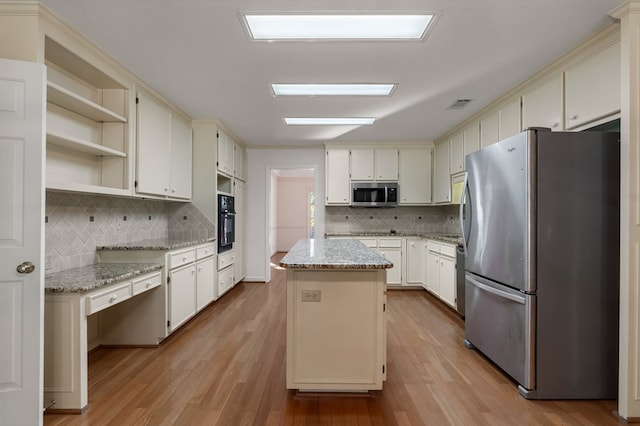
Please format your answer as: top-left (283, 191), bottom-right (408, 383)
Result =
top-left (44, 264), bottom-right (163, 412)
top-left (280, 239), bottom-right (390, 391)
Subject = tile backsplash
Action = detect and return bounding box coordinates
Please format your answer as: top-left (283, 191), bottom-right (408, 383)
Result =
top-left (45, 191), bottom-right (215, 273)
top-left (324, 205), bottom-right (461, 235)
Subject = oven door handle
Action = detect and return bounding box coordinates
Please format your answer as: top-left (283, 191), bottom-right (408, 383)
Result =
top-left (466, 275), bottom-right (526, 304)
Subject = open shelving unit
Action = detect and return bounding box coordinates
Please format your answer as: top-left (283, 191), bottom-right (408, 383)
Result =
top-left (44, 36), bottom-right (132, 196)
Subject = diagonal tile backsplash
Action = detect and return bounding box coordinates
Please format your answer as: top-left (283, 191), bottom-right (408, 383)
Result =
top-left (45, 191), bottom-right (215, 273)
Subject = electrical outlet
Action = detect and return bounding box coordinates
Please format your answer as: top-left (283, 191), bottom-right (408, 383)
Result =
top-left (45, 256), bottom-right (53, 270)
top-left (301, 290), bottom-right (321, 302)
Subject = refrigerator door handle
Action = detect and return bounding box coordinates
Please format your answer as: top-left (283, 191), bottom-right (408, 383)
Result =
top-left (459, 172), bottom-right (468, 255)
top-left (466, 275), bottom-right (526, 304)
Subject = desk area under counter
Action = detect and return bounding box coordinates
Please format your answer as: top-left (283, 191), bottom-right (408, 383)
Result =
top-left (44, 263), bottom-right (163, 412)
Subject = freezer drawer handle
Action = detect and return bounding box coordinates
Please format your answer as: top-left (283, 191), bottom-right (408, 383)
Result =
top-left (467, 275), bottom-right (526, 304)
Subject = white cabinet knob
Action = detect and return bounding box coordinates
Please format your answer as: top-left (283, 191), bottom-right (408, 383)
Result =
top-left (570, 115), bottom-right (579, 120)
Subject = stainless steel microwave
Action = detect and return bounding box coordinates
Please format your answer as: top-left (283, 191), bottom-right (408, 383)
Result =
top-left (351, 182), bottom-right (398, 207)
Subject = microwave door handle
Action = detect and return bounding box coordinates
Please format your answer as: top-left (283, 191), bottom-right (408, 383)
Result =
top-left (384, 186), bottom-right (388, 203)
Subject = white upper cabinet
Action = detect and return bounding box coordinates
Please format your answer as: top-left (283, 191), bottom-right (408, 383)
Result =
top-left (169, 114), bottom-right (192, 199)
top-left (375, 148), bottom-right (399, 180)
top-left (498, 98), bottom-right (522, 140)
top-left (449, 131), bottom-right (464, 174)
top-left (398, 147), bottom-right (432, 205)
top-left (463, 121), bottom-right (480, 169)
top-left (521, 74), bottom-right (563, 131)
top-left (217, 129), bottom-right (235, 177)
top-left (565, 40), bottom-right (620, 129)
top-left (433, 141), bottom-right (451, 204)
top-left (325, 148), bottom-right (351, 205)
top-left (351, 148), bottom-right (398, 181)
top-left (480, 110), bottom-right (499, 148)
top-left (235, 144), bottom-right (247, 181)
top-left (136, 92), bottom-right (172, 197)
top-left (350, 148), bottom-right (374, 180)
top-left (136, 92), bottom-right (192, 200)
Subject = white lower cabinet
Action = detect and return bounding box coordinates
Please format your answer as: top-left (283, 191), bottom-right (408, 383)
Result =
top-left (218, 250), bottom-right (236, 298)
top-left (168, 262), bottom-right (197, 332)
top-left (196, 253), bottom-right (216, 311)
top-left (425, 240), bottom-right (457, 308)
top-left (377, 237), bottom-right (402, 286)
top-left (405, 238), bottom-right (423, 285)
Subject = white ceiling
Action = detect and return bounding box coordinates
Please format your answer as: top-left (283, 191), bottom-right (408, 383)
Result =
top-left (38, 0), bottom-right (623, 147)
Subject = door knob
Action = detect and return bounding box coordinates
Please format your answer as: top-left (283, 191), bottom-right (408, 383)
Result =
top-left (16, 261), bottom-right (35, 274)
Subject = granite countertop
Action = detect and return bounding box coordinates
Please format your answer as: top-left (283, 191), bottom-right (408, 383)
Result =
top-left (280, 239), bottom-right (393, 270)
top-left (325, 232), bottom-right (463, 246)
top-left (45, 263), bottom-right (163, 293)
top-left (96, 236), bottom-right (215, 251)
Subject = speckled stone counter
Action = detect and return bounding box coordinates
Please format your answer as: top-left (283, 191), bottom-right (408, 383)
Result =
top-left (45, 263), bottom-right (163, 293)
top-left (96, 236), bottom-right (215, 251)
top-left (280, 238), bottom-right (392, 270)
top-left (325, 232), bottom-right (463, 246)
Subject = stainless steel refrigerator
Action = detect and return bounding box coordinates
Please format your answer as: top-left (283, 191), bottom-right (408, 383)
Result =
top-left (461, 128), bottom-right (620, 399)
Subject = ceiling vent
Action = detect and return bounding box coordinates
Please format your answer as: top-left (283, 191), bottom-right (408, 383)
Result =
top-left (449, 99), bottom-right (472, 109)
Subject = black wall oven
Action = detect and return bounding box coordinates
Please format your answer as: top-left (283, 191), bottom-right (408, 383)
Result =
top-left (218, 194), bottom-right (235, 253)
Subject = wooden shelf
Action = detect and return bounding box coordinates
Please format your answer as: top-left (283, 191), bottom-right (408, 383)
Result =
top-left (47, 132), bottom-right (127, 158)
top-left (47, 81), bottom-right (127, 123)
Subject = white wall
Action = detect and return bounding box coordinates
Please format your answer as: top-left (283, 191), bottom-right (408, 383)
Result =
top-left (246, 148), bottom-right (325, 282)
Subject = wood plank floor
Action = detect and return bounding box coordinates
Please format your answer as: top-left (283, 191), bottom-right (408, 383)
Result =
top-left (44, 253), bottom-right (624, 425)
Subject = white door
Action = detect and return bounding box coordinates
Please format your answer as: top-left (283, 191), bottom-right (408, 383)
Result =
top-left (0, 59), bottom-right (46, 425)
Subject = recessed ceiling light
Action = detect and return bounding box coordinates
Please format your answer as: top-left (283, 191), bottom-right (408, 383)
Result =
top-left (272, 84), bottom-right (395, 96)
top-left (284, 117), bottom-right (376, 125)
top-left (243, 14), bottom-right (435, 40)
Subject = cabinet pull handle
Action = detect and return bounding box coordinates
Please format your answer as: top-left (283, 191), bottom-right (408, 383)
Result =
top-left (109, 295), bottom-right (118, 303)
top-left (570, 115), bottom-right (579, 120)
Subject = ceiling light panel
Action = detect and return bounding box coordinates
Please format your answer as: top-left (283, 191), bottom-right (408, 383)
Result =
top-left (243, 14), bottom-right (434, 40)
top-left (272, 84), bottom-right (395, 96)
top-left (284, 117), bottom-right (376, 125)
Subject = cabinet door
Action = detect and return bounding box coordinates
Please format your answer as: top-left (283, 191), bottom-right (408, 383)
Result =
top-left (218, 265), bottom-right (235, 298)
top-left (136, 92), bottom-right (171, 196)
top-left (480, 111), bottom-right (499, 148)
top-left (378, 248), bottom-right (402, 285)
top-left (426, 251), bottom-right (440, 295)
top-left (405, 239), bottom-right (423, 284)
top-left (170, 114), bottom-right (192, 199)
top-left (375, 148), bottom-right (398, 180)
top-left (521, 74), bottom-right (563, 131)
top-left (235, 144), bottom-right (247, 181)
top-left (565, 41), bottom-right (620, 129)
top-left (433, 141), bottom-right (451, 204)
top-left (325, 149), bottom-right (351, 205)
top-left (422, 242), bottom-right (430, 290)
top-left (217, 130), bottom-right (234, 175)
top-left (499, 98), bottom-right (522, 140)
top-left (196, 256), bottom-right (215, 310)
top-left (463, 122), bottom-right (480, 170)
top-left (398, 147), bottom-right (432, 205)
top-left (449, 132), bottom-right (464, 174)
top-left (439, 256), bottom-right (456, 308)
top-left (169, 263), bottom-right (196, 332)
top-left (350, 148), bottom-right (374, 180)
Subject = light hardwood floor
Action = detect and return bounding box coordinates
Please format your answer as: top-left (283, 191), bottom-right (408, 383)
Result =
top-left (44, 253), bottom-right (623, 425)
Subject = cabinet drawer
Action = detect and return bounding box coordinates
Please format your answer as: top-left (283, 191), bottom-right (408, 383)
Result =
top-left (168, 247), bottom-right (196, 269)
top-left (378, 238), bottom-right (402, 248)
top-left (86, 282), bottom-right (132, 315)
top-left (218, 265), bottom-right (235, 297)
top-left (132, 271), bottom-right (162, 296)
top-left (218, 251), bottom-right (235, 270)
top-left (356, 237), bottom-right (377, 248)
top-left (440, 243), bottom-right (457, 258)
top-left (196, 243), bottom-right (216, 260)
top-left (427, 241), bottom-right (440, 252)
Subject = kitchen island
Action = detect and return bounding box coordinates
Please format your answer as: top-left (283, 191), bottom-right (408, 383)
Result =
top-left (280, 238), bottom-right (392, 392)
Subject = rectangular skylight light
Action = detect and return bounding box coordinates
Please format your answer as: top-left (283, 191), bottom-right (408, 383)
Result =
top-left (272, 84), bottom-right (395, 96)
top-left (285, 117), bottom-right (376, 125)
top-left (243, 14), bottom-right (434, 40)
